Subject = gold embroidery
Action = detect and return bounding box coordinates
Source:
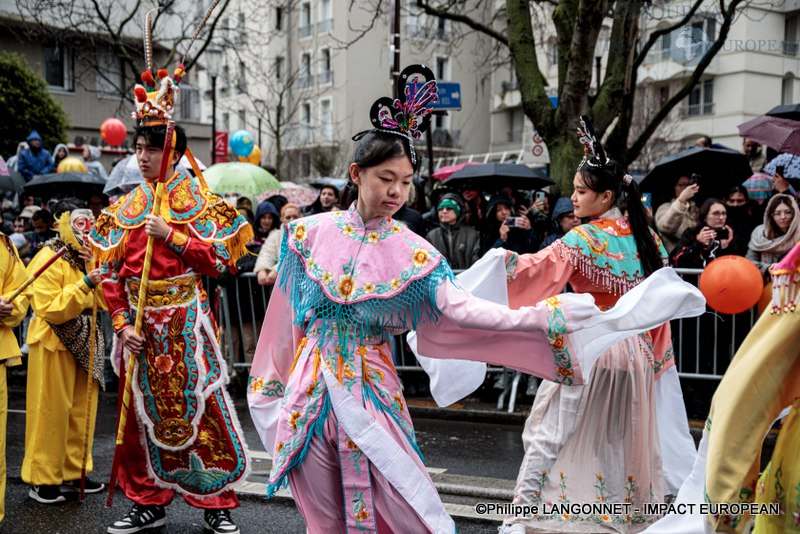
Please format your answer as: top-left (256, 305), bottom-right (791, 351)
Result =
top-left (127, 274), bottom-right (197, 307)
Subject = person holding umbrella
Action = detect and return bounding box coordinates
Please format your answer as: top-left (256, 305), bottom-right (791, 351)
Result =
top-left (90, 12), bottom-right (253, 533)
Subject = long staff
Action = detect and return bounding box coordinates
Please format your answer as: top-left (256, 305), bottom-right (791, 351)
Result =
top-left (106, 121), bottom-right (176, 507)
top-left (6, 246), bottom-right (68, 302)
top-left (79, 232), bottom-right (98, 501)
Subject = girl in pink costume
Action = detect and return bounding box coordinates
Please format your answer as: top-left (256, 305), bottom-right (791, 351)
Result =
top-left (248, 72), bottom-right (704, 534)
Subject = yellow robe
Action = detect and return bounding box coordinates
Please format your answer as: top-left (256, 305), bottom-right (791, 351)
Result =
top-left (21, 246), bottom-right (101, 486)
top-left (0, 235), bottom-right (29, 522)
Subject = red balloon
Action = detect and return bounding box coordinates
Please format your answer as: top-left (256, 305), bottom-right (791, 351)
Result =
top-left (699, 256), bottom-right (764, 315)
top-left (100, 118), bottom-right (127, 147)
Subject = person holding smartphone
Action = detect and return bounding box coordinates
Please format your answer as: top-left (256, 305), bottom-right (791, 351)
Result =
top-left (669, 198), bottom-right (737, 268)
top-left (654, 174), bottom-right (700, 255)
top-left (481, 194), bottom-right (539, 254)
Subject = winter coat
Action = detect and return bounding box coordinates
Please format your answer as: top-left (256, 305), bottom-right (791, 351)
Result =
top-left (655, 198), bottom-right (699, 255)
top-left (425, 194), bottom-right (481, 270)
top-left (83, 145), bottom-right (108, 181)
top-left (18, 131), bottom-right (55, 181)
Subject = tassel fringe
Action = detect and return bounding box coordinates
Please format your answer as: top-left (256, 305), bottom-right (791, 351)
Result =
top-left (770, 272), bottom-right (800, 314)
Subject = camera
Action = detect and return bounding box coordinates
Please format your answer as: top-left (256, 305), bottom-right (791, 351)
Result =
top-left (506, 216), bottom-right (522, 228)
top-left (776, 165), bottom-right (785, 176)
top-left (689, 173), bottom-right (701, 186)
top-left (716, 227), bottom-right (729, 240)
top-left (535, 191), bottom-right (546, 203)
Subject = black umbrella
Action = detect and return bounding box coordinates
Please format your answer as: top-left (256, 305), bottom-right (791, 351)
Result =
top-left (640, 147), bottom-right (751, 206)
top-left (443, 163), bottom-right (553, 191)
top-left (766, 103), bottom-right (800, 121)
top-left (23, 172), bottom-right (106, 200)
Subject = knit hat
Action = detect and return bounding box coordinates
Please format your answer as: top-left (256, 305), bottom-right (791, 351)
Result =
top-left (437, 197), bottom-right (461, 216)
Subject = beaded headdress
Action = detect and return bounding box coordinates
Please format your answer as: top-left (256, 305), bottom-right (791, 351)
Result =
top-left (576, 115), bottom-right (608, 171)
top-left (365, 64), bottom-right (438, 165)
top-left (132, 1), bottom-right (220, 126)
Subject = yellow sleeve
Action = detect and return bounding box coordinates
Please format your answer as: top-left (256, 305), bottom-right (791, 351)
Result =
top-left (27, 248), bottom-right (95, 326)
top-left (0, 240), bottom-right (29, 328)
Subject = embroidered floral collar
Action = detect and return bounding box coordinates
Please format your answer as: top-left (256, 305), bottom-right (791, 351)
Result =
top-left (343, 202), bottom-right (396, 233)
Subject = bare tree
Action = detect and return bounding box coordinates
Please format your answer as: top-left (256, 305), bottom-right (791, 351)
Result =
top-left (416, 0), bottom-right (755, 192)
top-left (13, 0), bottom-right (232, 105)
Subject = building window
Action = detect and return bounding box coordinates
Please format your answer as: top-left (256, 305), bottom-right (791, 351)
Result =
top-left (319, 98), bottom-right (333, 141)
top-left (319, 48), bottom-right (332, 84)
top-left (507, 109), bottom-right (523, 142)
top-left (236, 61), bottom-right (247, 94)
top-left (784, 16), bottom-right (799, 56)
top-left (301, 152), bottom-right (311, 177)
top-left (275, 6), bottom-right (283, 31)
top-left (95, 48), bottom-right (124, 97)
top-left (299, 102), bottom-right (312, 143)
top-left (436, 17), bottom-right (450, 41)
top-left (221, 17), bottom-right (230, 44)
top-left (783, 75), bottom-right (795, 105)
top-left (221, 65), bottom-right (230, 95)
top-left (299, 52), bottom-right (313, 88)
top-left (275, 56), bottom-right (284, 80)
top-left (44, 44), bottom-right (74, 91)
top-left (236, 12), bottom-right (247, 45)
top-left (222, 112), bottom-right (230, 132)
top-left (406, 8), bottom-right (426, 38)
top-left (551, 42), bottom-right (558, 66)
top-left (659, 33), bottom-right (671, 62)
top-left (179, 85), bottom-right (201, 121)
top-left (692, 17), bottom-right (716, 43)
top-left (238, 109), bottom-right (246, 130)
top-left (687, 79), bottom-right (714, 116)
top-left (436, 56), bottom-right (449, 81)
top-left (299, 2), bottom-right (312, 38)
top-left (318, 0), bottom-right (332, 33)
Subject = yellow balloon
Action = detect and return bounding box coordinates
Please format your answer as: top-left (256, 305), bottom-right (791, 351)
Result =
top-left (57, 157), bottom-right (87, 173)
top-left (238, 146), bottom-right (262, 165)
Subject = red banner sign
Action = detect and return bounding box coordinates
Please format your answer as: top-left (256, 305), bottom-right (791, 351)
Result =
top-left (214, 132), bottom-right (229, 162)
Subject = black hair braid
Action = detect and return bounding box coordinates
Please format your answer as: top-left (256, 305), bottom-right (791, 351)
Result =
top-left (622, 178), bottom-right (664, 276)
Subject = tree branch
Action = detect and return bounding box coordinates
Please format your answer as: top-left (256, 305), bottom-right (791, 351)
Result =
top-left (415, 0), bottom-right (508, 46)
top-left (633, 0), bottom-right (704, 70)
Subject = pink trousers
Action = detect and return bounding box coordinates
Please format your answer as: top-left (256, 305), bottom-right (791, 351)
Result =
top-left (287, 410), bottom-right (434, 534)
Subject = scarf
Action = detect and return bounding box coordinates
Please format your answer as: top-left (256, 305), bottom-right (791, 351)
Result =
top-left (748, 194), bottom-right (800, 254)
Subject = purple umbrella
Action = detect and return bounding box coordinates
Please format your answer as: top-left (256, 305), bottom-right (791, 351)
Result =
top-left (737, 116), bottom-right (800, 154)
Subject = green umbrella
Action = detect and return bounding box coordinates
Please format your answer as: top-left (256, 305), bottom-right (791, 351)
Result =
top-left (203, 162), bottom-right (281, 198)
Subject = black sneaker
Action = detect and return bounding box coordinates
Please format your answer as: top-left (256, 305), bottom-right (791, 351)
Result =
top-left (60, 478), bottom-right (106, 494)
top-left (204, 509), bottom-right (240, 534)
top-left (107, 504), bottom-right (166, 534)
top-left (28, 485), bottom-right (66, 504)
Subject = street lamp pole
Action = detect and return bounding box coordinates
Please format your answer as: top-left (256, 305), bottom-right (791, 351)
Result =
top-left (205, 47), bottom-right (223, 164)
top-left (211, 75), bottom-right (218, 164)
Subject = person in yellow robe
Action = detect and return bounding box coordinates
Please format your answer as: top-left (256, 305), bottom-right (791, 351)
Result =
top-left (0, 231), bottom-right (29, 522)
top-left (21, 198), bottom-right (105, 504)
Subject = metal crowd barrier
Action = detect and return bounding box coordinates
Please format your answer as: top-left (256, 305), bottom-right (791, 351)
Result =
top-left (215, 267), bottom-right (760, 411)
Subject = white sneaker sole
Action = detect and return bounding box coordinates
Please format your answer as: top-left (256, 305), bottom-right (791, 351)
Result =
top-left (60, 483), bottom-right (106, 494)
top-left (204, 519), bottom-right (240, 534)
top-left (28, 488), bottom-right (66, 504)
top-left (107, 516), bottom-right (166, 534)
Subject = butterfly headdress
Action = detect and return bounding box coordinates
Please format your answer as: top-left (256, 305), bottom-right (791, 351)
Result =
top-left (576, 115), bottom-right (609, 172)
top-left (132, 0), bottom-right (221, 126)
top-left (366, 64), bottom-right (438, 165)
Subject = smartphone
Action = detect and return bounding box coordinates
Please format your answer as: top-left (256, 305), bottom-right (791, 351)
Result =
top-left (689, 173), bottom-right (701, 186)
top-left (641, 192), bottom-right (652, 209)
top-left (716, 227), bottom-right (729, 240)
top-left (535, 191), bottom-right (546, 203)
top-left (506, 216), bottom-right (521, 228)
top-left (776, 165), bottom-right (785, 176)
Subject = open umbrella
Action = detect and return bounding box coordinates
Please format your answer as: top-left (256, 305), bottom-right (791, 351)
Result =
top-left (442, 163), bottom-right (553, 191)
top-left (766, 104), bottom-right (800, 121)
top-left (0, 156), bottom-right (25, 193)
top-left (258, 181), bottom-right (319, 206)
top-left (104, 155), bottom-right (141, 195)
top-left (204, 162), bottom-right (281, 198)
top-left (737, 116), bottom-right (800, 154)
top-left (640, 147), bottom-right (752, 205)
top-left (432, 161), bottom-right (480, 181)
top-left (24, 172), bottom-right (106, 200)
top-left (763, 153), bottom-right (800, 179)
top-left (310, 177), bottom-right (348, 190)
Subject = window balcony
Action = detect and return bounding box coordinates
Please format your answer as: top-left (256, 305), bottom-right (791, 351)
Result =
top-left (298, 25), bottom-right (313, 39)
top-left (318, 70), bottom-right (333, 85)
top-left (317, 19), bottom-right (332, 33)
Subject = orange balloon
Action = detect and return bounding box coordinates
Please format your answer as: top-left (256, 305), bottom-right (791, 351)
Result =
top-left (699, 256), bottom-right (764, 315)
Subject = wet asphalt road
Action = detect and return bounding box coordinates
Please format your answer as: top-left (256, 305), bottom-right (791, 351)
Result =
top-left (1, 385), bottom-right (525, 534)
